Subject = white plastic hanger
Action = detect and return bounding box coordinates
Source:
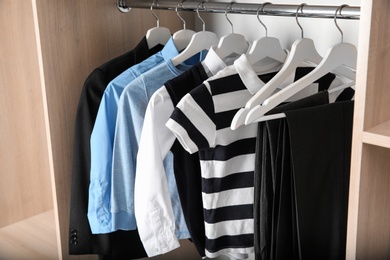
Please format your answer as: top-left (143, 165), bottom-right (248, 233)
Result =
top-left (214, 3), bottom-right (249, 60)
top-left (231, 3), bottom-right (322, 130)
top-left (172, 3), bottom-right (196, 51)
top-left (246, 2), bottom-right (287, 66)
top-left (251, 81), bottom-right (355, 124)
top-left (146, 0), bottom-right (171, 49)
top-left (171, 2), bottom-right (219, 66)
top-left (245, 4), bottom-right (357, 125)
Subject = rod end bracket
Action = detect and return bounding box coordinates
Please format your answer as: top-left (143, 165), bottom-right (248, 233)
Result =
top-left (117, 0), bottom-right (131, 13)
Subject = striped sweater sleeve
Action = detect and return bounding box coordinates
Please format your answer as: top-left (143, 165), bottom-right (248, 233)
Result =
top-left (166, 83), bottom-right (216, 153)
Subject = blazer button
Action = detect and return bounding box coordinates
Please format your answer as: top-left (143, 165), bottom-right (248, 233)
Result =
top-left (70, 233), bottom-right (78, 246)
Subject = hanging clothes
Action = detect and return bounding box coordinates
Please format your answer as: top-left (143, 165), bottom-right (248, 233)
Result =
top-left (88, 37), bottom-right (179, 234)
top-left (254, 91), bottom-right (354, 260)
top-left (284, 100), bottom-right (353, 260)
top-left (68, 3), bottom-right (360, 260)
top-left (166, 54), bottom-right (288, 258)
top-left (109, 39), bottom-right (205, 256)
top-left (69, 36), bottom-right (161, 258)
top-left (254, 91), bottom-right (331, 260)
top-left (253, 69), bottom-right (337, 260)
top-left (134, 46), bottom-right (232, 257)
top-left (166, 51), bottom-right (354, 258)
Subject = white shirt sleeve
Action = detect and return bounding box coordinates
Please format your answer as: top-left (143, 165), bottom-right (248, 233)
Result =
top-left (134, 86), bottom-right (180, 256)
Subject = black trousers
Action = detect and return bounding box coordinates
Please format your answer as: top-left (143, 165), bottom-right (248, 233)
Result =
top-left (254, 92), bottom-right (353, 260)
top-left (285, 101), bottom-right (353, 260)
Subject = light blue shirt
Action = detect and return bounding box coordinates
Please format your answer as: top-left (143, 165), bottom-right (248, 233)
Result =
top-left (110, 52), bottom-right (205, 238)
top-left (88, 38), bottom-right (182, 234)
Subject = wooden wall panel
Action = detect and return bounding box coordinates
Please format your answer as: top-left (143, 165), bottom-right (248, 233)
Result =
top-left (363, 0), bottom-right (390, 130)
top-left (34, 0), bottom-right (194, 258)
top-left (0, 0), bottom-right (53, 228)
top-left (356, 145), bottom-right (390, 259)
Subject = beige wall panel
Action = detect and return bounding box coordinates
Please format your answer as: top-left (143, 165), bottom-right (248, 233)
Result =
top-left (347, 0), bottom-right (390, 258)
top-left (0, 0), bottom-right (53, 228)
top-left (0, 210), bottom-right (57, 259)
top-left (356, 145), bottom-right (390, 259)
top-left (363, 0), bottom-right (390, 130)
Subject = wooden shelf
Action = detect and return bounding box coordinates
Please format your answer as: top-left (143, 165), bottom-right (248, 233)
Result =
top-left (362, 120), bottom-right (390, 148)
top-left (0, 210), bottom-right (58, 259)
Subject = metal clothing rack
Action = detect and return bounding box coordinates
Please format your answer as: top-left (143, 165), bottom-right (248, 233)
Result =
top-left (117, 0), bottom-right (360, 20)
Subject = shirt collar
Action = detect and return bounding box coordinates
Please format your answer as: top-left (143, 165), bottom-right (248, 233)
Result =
top-left (234, 54), bottom-right (289, 95)
top-left (201, 46), bottom-right (227, 76)
top-left (161, 37), bottom-right (180, 63)
top-left (164, 37), bottom-right (210, 76)
top-left (234, 54), bottom-right (267, 95)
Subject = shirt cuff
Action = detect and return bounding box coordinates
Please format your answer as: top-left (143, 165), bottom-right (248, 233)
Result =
top-left (138, 201), bottom-right (181, 257)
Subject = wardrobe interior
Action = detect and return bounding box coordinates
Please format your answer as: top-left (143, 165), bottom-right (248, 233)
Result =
top-left (1, 0), bottom-right (390, 259)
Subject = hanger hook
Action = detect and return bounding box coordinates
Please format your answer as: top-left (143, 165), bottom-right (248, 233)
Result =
top-left (334, 4), bottom-right (349, 43)
top-left (225, 3), bottom-right (234, 34)
top-left (176, 2), bottom-right (186, 30)
top-left (256, 2), bottom-right (271, 37)
top-left (197, 2), bottom-right (206, 31)
top-left (295, 3), bottom-right (306, 38)
top-left (151, 0), bottom-right (159, 27)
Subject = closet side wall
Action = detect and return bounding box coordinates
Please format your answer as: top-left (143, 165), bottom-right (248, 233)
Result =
top-left (347, 0), bottom-right (390, 258)
top-left (33, 0), bottom-right (193, 258)
top-left (0, 0), bottom-right (52, 228)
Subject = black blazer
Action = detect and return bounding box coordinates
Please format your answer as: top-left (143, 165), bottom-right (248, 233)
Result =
top-left (69, 37), bottom-right (162, 258)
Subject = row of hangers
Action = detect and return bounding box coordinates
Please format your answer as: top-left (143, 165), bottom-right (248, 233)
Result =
top-left (145, 1), bottom-right (357, 129)
top-left (147, 1), bottom-right (251, 63)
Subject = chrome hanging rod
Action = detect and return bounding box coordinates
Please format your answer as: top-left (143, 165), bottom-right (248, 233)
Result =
top-left (117, 0), bottom-right (360, 20)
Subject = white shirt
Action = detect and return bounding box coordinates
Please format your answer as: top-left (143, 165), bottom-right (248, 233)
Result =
top-left (135, 53), bottom-right (289, 257)
top-left (134, 47), bottom-right (231, 257)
